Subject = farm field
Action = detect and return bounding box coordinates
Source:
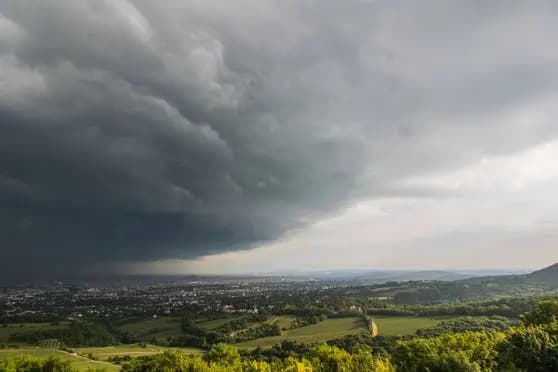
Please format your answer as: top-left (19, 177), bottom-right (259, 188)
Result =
top-left (0, 348), bottom-right (120, 371)
top-left (115, 317), bottom-right (182, 343)
top-left (372, 315), bottom-right (455, 336)
top-left (273, 315), bottom-right (297, 330)
top-left (235, 317), bottom-right (366, 348)
top-left (75, 344), bottom-right (203, 361)
top-left (196, 316), bottom-right (244, 330)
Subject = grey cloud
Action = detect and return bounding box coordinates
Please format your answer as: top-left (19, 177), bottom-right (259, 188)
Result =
top-left (1, 0), bottom-right (558, 275)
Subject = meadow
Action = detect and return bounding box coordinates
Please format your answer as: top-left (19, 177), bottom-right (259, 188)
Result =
top-left (196, 316), bottom-right (244, 330)
top-left (372, 315), bottom-right (455, 336)
top-left (75, 344), bottom-right (203, 361)
top-left (115, 317), bottom-right (183, 343)
top-left (234, 315), bottom-right (460, 348)
top-left (235, 317), bottom-right (366, 348)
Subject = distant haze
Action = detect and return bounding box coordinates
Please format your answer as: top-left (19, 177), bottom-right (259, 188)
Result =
top-left (1, 1), bottom-right (558, 276)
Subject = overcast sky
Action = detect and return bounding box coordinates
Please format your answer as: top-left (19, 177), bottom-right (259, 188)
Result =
top-left (1, 0), bottom-right (558, 276)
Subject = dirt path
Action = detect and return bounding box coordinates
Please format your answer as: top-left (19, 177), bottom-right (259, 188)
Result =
top-left (371, 321), bottom-right (378, 337)
top-left (57, 349), bottom-right (119, 368)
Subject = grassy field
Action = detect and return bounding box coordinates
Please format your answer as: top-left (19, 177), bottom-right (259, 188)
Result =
top-left (235, 315), bottom-right (458, 348)
top-left (0, 322), bottom-right (70, 344)
top-left (0, 315), bottom-right (458, 363)
top-left (0, 348), bottom-right (120, 371)
top-left (75, 344), bottom-right (203, 361)
top-left (197, 315), bottom-right (295, 332)
top-left (235, 317), bottom-right (366, 348)
top-left (115, 317), bottom-right (182, 343)
top-left (273, 315), bottom-right (297, 330)
top-left (196, 316), bottom-right (244, 330)
top-left (372, 316), bottom-right (455, 336)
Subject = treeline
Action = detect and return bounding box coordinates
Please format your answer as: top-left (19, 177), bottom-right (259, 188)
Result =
top-left (415, 316), bottom-right (516, 338)
top-left (211, 314), bottom-right (268, 335)
top-left (288, 315), bottom-right (325, 329)
top-left (0, 313), bottom-right (64, 324)
top-left (170, 316), bottom-right (282, 347)
top-left (367, 296), bottom-right (549, 318)
top-left (387, 277), bottom-right (554, 304)
top-left (122, 343), bottom-right (394, 372)
top-left (7, 321), bottom-right (122, 347)
top-left (168, 318), bottom-right (224, 348)
top-left (231, 323), bottom-right (281, 343)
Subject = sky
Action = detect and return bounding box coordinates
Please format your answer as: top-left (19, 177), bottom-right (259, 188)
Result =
top-left (1, 0), bottom-right (558, 276)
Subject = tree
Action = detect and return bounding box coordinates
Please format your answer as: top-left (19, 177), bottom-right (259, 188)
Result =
top-left (0, 355), bottom-right (74, 372)
top-left (205, 343), bottom-right (241, 366)
top-left (497, 325), bottom-right (558, 372)
top-left (521, 300), bottom-right (558, 326)
top-left (392, 331), bottom-right (502, 372)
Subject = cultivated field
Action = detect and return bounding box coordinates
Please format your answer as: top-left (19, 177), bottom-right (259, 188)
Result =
top-left (115, 317), bottom-right (183, 342)
top-left (235, 317), bottom-right (366, 348)
top-left (372, 316), bottom-right (454, 336)
top-left (196, 316), bottom-right (244, 330)
top-left (274, 315), bottom-right (297, 330)
top-left (75, 344), bottom-right (203, 361)
top-left (0, 348), bottom-right (120, 371)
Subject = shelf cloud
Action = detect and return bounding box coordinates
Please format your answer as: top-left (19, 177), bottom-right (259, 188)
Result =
top-left (1, 0), bottom-right (558, 275)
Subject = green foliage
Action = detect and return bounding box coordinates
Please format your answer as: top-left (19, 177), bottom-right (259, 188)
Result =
top-left (6, 321), bottom-right (120, 347)
top-left (205, 343), bottom-right (241, 366)
top-left (306, 344), bottom-right (394, 372)
top-left (392, 331), bottom-right (503, 372)
top-left (496, 300), bottom-right (558, 371)
top-left (497, 325), bottom-right (558, 371)
top-left (416, 316), bottom-right (515, 338)
top-left (230, 323), bottom-right (281, 343)
top-left (121, 344), bottom-right (394, 372)
top-left (367, 296), bottom-right (541, 318)
top-left (521, 300), bottom-right (558, 326)
top-left (121, 351), bottom-right (198, 372)
top-left (290, 316), bottom-right (320, 329)
top-left (308, 344), bottom-right (353, 371)
top-left (0, 355), bottom-right (74, 372)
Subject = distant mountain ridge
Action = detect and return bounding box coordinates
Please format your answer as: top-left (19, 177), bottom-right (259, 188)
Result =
top-left (527, 262), bottom-right (558, 284)
top-left (455, 261), bottom-right (558, 297)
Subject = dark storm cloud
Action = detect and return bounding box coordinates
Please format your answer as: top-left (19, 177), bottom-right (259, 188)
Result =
top-left (1, 0), bottom-right (558, 274)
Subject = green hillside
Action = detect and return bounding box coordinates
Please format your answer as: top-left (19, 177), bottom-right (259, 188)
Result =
top-left (527, 262), bottom-right (558, 284)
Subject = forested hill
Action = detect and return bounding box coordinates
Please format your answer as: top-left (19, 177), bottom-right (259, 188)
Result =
top-left (373, 262), bottom-right (558, 305)
top-left (480, 262), bottom-right (558, 287)
top-left (445, 262), bottom-right (558, 299)
top-left (527, 262), bottom-right (558, 283)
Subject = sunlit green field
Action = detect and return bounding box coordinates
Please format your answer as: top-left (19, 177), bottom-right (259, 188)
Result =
top-left (115, 317), bottom-right (183, 342)
top-left (235, 317), bottom-right (366, 348)
top-left (273, 315), bottom-right (297, 330)
top-left (372, 316), bottom-right (455, 336)
top-left (196, 316), bottom-right (244, 330)
top-left (75, 344), bottom-right (203, 361)
top-left (196, 315), bottom-right (296, 332)
top-left (0, 348), bottom-right (120, 371)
